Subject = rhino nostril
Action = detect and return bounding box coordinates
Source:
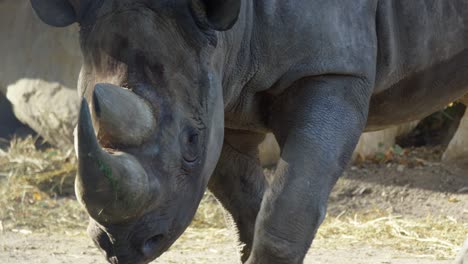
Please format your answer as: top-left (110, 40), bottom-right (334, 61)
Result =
top-left (142, 234), bottom-right (164, 257)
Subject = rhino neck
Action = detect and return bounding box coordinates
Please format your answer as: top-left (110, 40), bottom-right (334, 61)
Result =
top-left (218, 0), bottom-right (258, 111)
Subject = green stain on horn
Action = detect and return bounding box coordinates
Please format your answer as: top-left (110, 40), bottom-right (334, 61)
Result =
top-left (96, 159), bottom-right (120, 200)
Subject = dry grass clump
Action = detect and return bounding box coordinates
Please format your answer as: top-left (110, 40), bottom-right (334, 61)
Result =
top-left (0, 136), bottom-right (86, 233)
top-left (316, 211), bottom-right (467, 260)
top-left (0, 136), bottom-right (76, 196)
top-left (191, 193), bottom-right (228, 229)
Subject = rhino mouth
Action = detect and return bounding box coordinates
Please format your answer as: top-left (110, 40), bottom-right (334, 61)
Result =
top-left (90, 220), bottom-right (173, 264)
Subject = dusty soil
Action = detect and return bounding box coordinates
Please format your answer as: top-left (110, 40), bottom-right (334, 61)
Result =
top-left (0, 146), bottom-right (467, 263)
top-left (330, 146), bottom-right (468, 221)
top-left (0, 232), bottom-right (455, 264)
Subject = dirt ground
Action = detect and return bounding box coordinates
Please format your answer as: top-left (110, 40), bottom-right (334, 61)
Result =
top-left (330, 147), bottom-right (468, 221)
top-left (0, 146), bottom-right (467, 263)
top-left (0, 232), bottom-right (456, 264)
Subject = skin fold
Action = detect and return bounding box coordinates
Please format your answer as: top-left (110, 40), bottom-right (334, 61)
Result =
top-left (30, 0), bottom-right (468, 263)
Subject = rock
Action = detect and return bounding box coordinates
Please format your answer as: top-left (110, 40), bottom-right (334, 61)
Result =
top-left (443, 112), bottom-right (468, 162)
top-left (353, 121), bottom-right (418, 159)
top-left (443, 95), bottom-right (468, 163)
top-left (258, 133), bottom-right (280, 167)
top-left (6, 79), bottom-right (79, 149)
top-left (397, 165), bottom-right (405, 172)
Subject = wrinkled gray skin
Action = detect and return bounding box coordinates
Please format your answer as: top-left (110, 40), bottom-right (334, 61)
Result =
top-left (31, 0), bottom-right (468, 263)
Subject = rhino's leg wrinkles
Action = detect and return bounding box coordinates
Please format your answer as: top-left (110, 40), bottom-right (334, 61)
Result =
top-left (246, 76), bottom-right (373, 264)
top-left (208, 129), bottom-right (267, 263)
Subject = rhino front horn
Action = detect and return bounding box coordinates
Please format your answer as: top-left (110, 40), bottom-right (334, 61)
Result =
top-left (92, 83), bottom-right (156, 147)
top-left (76, 99), bottom-right (155, 223)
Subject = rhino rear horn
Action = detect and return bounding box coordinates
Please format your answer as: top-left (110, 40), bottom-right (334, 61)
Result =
top-left (92, 83), bottom-right (156, 147)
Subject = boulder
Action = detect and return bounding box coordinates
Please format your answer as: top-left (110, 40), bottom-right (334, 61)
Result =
top-left (6, 79), bottom-right (79, 149)
top-left (443, 96), bottom-right (468, 163)
top-left (259, 133), bottom-right (280, 167)
top-left (354, 121), bottom-right (418, 159)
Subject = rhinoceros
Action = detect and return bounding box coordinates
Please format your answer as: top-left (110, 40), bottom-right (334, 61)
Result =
top-left (31, 1), bottom-right (468, 263)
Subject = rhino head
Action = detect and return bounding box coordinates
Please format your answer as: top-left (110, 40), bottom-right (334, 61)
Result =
top-left (31, 0), bottom-right (241, 263)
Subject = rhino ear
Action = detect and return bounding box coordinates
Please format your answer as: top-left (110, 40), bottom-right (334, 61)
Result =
top-left (193, 0), bottom-right (241, 31)
top-left (30, 0), bottom-right (77, 27)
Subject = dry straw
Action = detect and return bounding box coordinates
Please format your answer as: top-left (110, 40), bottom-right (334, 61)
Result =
top-left (0, 137), bottom-right (466, 260)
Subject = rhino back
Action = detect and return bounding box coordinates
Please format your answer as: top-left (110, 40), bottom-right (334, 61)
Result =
top-left (375, 0), bottom-right (468, 93)
top-left (368, 0), bottom-right (468, 129)
top-left (243, 0), bottom-right (378, 95)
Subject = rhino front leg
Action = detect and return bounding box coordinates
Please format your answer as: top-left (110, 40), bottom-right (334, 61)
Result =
top-left (208, 129), bottom-right (267, 263)
top-left (246, 76), bottom-right (373, 264)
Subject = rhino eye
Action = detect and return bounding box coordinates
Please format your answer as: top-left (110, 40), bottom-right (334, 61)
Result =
top-left (180, 126), bottom-right (201, 164)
